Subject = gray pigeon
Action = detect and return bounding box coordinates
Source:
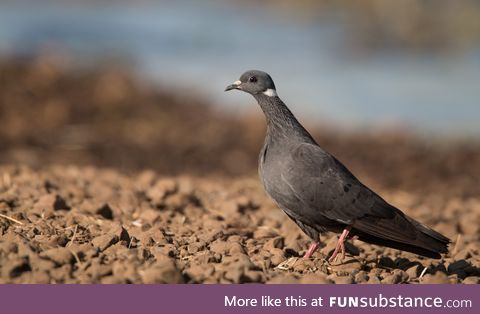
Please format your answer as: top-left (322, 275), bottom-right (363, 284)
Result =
top-left (225, 70), bottom-right (450, 262)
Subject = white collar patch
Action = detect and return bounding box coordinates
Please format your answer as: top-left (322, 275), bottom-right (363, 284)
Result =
top-left (263, 89), bottom-right (277, 97)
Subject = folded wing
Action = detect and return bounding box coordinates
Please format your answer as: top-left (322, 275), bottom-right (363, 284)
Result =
top-left (281, 143), bottom-right (449, 254)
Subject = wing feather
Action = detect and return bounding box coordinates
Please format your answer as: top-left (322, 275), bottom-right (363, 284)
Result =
top-left (281, 143), bottom-right (420, 243)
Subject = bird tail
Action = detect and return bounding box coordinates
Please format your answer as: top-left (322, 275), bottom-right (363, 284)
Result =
top-left (353, 205), bottom-right (450, 259)
top-left (356, 231), bottom-right (449, 259)
top-left (403, 215), bottom-right (450, 253)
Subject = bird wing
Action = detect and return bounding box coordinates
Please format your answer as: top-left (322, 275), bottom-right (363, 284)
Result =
top-left (280, 143), bottom-right (420, 243)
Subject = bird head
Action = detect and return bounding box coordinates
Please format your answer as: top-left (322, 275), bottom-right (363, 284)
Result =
top-left (225, 70), bottom-right (277, 97)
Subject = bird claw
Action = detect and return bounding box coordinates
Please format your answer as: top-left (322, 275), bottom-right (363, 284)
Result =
top-left (328, 244), bottom-right (345, 264)
top-left (328, 229), bottom-right (351, 264)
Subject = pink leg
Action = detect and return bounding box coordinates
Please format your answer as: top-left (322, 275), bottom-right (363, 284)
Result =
top-left (303, 242), bottom-right (320, 259)
top-left (328, 226), bottom-right (352, 263)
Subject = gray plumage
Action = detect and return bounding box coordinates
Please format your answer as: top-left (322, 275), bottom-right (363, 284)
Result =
top-left (226, 70), bottom-right (450, 259)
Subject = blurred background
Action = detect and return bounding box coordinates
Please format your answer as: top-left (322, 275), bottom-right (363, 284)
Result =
top-left (1, 0), bottom-right (479, 195)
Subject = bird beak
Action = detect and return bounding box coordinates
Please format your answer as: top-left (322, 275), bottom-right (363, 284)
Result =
top-left (225, 80), bottom-right (241, 91)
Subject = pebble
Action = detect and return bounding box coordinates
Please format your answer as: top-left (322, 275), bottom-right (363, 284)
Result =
top-left (253, 227), bottom-right (278, 239)
top-left (328, 274), bottom-right (353, 284)
top-left (420, 272), bottom-right (450, 284)
top-left (462, 276), bottom-right (480, 284)
top-left (269, 248), bottom-right (285, 266)
top-left (405, 264), bottom-right (422, 279)
top-left (91, 234), bottom-right (119, 252)
top-left (209, 239), bottom-right (228, 255)
top-left (39, 247), bottom-right (74, 265)
top-left (263, 236), bottom-right (284, 251)
top-left (367, 275), bottom-right (381, 284)
top-left (140, 260), bottom-right (184, 284)
top-left (33, 194), bottom-right (70, 213)
top-left (267, 274), bottom-right (300, 284)
top-left (112, 262), bottom-right (139, 283)
top-left (146, 179), bottom-right (178, 205)
top-left (354, 270), bottom-right (369, 283)
top-left (329, 258), bottom-right (363, 274)
top-left (381, 272), bottom-right (402, 284)
top-left (184, 264), bottom-right (214, 282)
top-left (299, 273), bottom-right (332, 284)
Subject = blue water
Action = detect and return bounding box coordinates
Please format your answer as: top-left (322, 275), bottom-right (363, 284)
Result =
top-left (1, 0), bottom-right (479, 136)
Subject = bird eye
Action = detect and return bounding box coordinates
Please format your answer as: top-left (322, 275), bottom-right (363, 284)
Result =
top-left (248, 76), bottom-right (257, 83)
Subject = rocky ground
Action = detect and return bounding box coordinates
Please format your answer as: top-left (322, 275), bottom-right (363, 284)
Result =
top-left (0, 165), bottom-right (479, 284)
top-left (0, 57), bottom-right (479, 283)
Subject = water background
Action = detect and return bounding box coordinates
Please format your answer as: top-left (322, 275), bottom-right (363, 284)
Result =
top-left (1, 0), bottom-right (479, 136)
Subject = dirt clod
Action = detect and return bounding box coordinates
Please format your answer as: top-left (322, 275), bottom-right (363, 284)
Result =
top-left (40, 248), bottom-right (74, 266)
top-left (92, 234), bottom-right (119, 252)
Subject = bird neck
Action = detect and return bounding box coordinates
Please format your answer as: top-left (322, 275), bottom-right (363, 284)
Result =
top-left (253, 94), bottom-right (315, 143)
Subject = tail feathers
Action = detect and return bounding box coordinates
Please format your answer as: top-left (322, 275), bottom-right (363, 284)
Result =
top-left (354, 217), bottom-right (450, 259)
top-left (356, 232), bottom-right (447, 259)
top-left (404, 216), bottom-right (450, 253)
top-left (351, 201), bottom-right (451, 259)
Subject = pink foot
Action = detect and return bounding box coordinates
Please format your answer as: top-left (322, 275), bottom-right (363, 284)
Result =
top-left (328, 226), bottom-right (352, 263)
top-left (303, 242), bottom-right (319, 259)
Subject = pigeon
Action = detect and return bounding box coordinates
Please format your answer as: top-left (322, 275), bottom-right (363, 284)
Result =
top-left (225, 70), bottom-right (450, 262)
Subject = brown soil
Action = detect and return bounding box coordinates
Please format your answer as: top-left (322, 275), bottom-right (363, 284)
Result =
top-left (0, 57), bottom-right (479, 283)
top-left (1, 165), bottom-right (479, 284)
